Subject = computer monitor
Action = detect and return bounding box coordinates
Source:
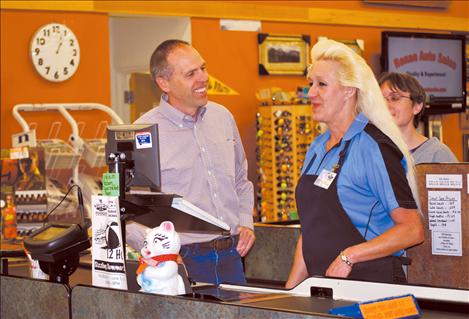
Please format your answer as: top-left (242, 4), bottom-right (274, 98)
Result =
top-left (105, 124), bottom-right (161, 193)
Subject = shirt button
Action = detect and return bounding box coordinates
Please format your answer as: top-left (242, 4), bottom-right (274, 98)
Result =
top-left (201, 147), bottom-right (206, 152)
top-left (208, 170), bottom-right (212, 176)
top-left (219, 216), bottom-right (223, 220)
top-left (214, 193), bottom-right (217, 198)
top-left (179, 124), bottom-right (183, 128)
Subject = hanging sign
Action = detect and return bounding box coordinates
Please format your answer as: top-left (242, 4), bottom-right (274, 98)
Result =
top-left (207, 74), bottom-right (239, 95)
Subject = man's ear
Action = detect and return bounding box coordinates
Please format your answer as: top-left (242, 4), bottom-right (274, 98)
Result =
top-left (413, 102), bottom-right (424, 115)
top-left (156, 76), bottom-right (169, 93)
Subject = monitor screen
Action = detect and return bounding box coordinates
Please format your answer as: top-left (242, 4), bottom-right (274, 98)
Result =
top-left (381, 31), bottom-right (466, 115)
top-left (105, 124), bottom-right (161, 193)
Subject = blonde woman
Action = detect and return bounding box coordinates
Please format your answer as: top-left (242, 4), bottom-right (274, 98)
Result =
top-left (286, 40), bottom-right (424, 287)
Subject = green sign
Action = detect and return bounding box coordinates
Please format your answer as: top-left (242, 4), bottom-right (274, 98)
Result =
top-left (102, 172), bottom-right (120, 196)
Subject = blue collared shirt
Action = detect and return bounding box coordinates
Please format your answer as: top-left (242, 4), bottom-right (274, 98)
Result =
top-left (302, 113), bottom-right (416, 242)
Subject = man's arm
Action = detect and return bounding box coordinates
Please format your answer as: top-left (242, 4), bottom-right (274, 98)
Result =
top-left (230, 115), bottom-right (255, 256)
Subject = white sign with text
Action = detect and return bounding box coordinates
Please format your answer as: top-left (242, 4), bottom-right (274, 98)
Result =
top-left (91, 195), bottom-right (128, 290)
top-left (426, 174), bottom-right (462, 189)
top-left (427, 191), bottom-right (462, 256)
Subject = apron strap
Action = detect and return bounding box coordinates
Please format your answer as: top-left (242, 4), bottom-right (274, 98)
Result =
top-left (334, 140), bottom-right (352, 173)
top-left (302, 139), bottom-right (352, 175)
top-left (302, 154), bottom-right (317, 175)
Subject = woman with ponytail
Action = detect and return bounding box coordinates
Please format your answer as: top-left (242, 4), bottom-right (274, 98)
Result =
top-left (286, 40), bottom-right (424, 287)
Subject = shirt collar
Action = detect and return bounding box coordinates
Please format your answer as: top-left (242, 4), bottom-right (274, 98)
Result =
top-left (158, 93), bottom-right (207, 128)
top-left (343, 112), bottom-right (369, 141)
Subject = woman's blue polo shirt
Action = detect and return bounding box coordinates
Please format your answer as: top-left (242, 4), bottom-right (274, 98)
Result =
top-left (301, 113), bottom-right (417, 241)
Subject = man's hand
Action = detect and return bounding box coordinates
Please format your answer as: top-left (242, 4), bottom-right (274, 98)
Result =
top-left (236, 226), bottom-right (255, 257)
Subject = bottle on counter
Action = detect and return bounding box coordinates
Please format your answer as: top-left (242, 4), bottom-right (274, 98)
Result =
top-left (2, 194), bottom-right (17, 240)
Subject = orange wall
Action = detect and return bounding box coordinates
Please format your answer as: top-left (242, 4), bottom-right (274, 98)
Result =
top-left (192, 13), bottom-right (467, 184)
top-left (1, 2), bottom-right (466, 167)
top-left (0, 10), bottom-right (111, 149)
top-left (234, 1), bottom-right (469, 19)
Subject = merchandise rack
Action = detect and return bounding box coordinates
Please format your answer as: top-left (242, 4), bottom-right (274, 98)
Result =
top-left (11, 103), bottom-right (124, 223)
top-left (12, 103), bottom-right (123, 184)
top-left (256, 104), bottom-right (320, 223)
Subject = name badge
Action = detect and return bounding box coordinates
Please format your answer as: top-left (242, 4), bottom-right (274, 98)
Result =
top-left (314, 169), bottom-right (337, 189)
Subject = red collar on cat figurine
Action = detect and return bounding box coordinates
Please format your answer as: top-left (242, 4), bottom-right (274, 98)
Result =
top-left (136, 254), bottom-right (179, 275)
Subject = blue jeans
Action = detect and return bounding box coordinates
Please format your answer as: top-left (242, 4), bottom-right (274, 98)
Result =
top-left (180, 236), bottom-right (246, 285)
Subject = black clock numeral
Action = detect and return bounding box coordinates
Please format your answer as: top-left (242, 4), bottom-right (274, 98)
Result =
top-left (53, 25), bottom-right (60, 33)
top-left (64, 29), bottom-right (67, 36)
top-left (54, 71), bottom-right (59, 79)
top-left (45, 67), bottom-right (50, 75)
top-left (64, 67), bottom-right (68, 75)
top-left (38, 58), bottom-right (43, 66)
top-left (73, 49), bottom-right (77, 56)
top-left (43, 29), bottom-right (50, 37)
top-left (69, 39), bottom-right (74, 46)
top-left (36, 38), bottom-right (45, 45)
top-left (34, 48), bottom-right (40, 55)
top-left (70, 59), bottom-right (75, 66)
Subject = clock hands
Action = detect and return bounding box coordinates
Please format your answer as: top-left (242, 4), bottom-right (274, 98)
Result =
top-left (56, 35), bottom-right (63, 54)
top-left (56, 42), bottom-right (63, 54)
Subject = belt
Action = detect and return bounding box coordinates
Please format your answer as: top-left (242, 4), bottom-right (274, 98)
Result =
top-left (188, 235), bottom-right (239, 250)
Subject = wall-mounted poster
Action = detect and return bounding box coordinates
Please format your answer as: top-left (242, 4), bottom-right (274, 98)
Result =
top-left (258, 33), bottom-right (310, 76)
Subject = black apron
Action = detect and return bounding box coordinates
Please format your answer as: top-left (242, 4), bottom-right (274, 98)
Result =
top-left (296, 140), bottom-right (406, 283)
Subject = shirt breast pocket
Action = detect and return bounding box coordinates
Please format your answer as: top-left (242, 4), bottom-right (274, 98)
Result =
top-left (209, 137), bottom-right (236, 179)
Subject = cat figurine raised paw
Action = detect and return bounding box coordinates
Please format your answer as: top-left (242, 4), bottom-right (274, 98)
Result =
top-left (136, 221), bottom-right (185, 295)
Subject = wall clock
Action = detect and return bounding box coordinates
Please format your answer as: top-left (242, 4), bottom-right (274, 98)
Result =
top-left (30, 23), bottom-right (80, 82)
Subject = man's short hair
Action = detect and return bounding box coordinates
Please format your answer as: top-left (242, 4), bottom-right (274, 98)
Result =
top-left (378, 72), bottom-right (427, 128)
top-left (149, 39), bottom-right (190, 83)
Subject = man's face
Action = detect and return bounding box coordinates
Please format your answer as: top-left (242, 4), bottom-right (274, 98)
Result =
top-left (158, 46), bottom-right (209, 113)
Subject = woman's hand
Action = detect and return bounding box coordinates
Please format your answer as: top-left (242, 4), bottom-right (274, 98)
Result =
top-left (325, 207), bottom-right (424, 278)
top-left (325, 253), bottom-right (353, 278)
top-left (285, 236), bottom-right (309, 288)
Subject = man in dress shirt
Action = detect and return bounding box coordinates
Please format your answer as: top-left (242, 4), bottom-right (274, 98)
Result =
top-left (126, 39), bottom-right (255, 285)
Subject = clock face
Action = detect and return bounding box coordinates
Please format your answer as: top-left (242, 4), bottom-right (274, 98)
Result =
top-left (30, 23), bottom-right (80, 82)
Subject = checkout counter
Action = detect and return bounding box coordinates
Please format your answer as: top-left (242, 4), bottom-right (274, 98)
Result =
top-left (2, 163), bottom-right (468, 318)
top-left (1, 248), bottom-right (468, 319)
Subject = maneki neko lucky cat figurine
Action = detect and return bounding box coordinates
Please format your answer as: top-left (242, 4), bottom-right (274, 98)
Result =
top-left (136, 221), bottom-right (186, 295)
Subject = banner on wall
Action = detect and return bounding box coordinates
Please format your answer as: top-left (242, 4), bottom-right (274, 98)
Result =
top-left (208, 74), bottom-right (239, 95)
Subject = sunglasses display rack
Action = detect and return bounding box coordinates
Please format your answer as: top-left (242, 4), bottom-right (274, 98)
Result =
top-left (256, 104), bottom-right (319, 223)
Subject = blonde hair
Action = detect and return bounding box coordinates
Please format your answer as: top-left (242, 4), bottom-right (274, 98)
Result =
top-left (311, 39), bottom-right (420, 210)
